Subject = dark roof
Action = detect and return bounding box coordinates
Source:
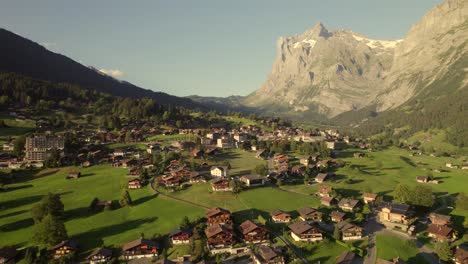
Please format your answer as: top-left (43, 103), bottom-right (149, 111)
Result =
top-left (87, 247), bottom-right (112, 260)
top-left (297, 207), bottom-right (319, 217)
top-left (454, 247), bottom-right (468, 264)
top-left (205, 224), bottom-right (232, 238)
top-left (122, 238), bottom-right (158, 251)
top-left (288, 221), bottom-right (314, 235)
top-left (337, 221), bottom-right (362, 232)
top-left (377, 202), bottom-right (410, 215)
top-left (427, 224), bottom-right (453, 237)
top-left (0, 247), bottom-right (18, 261)
top-left (206, 207), bottom-right (230, 218)
top-left (338, 199), bottom-right (360, 208)
top-left (331, 211), bottom-right (346, 219)
top-left (336, 251), bottom-right (355, 264)
top-left (258, 245), bottom-right (281, 261)
top-left (271, 210), bottom-right (289, 217)
top-left (239, 220), bottom-right (261, 235)
top-left (169, 228), bottom-right (192, 238)
top-left (52, 240), bottom-right (77, 250)
top-left (429, 213), bottom-right (451, 222)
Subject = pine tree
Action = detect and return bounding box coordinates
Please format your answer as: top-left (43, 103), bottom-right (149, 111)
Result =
top-left (32, 214), bottom-right (68, 246)
top-left (435, 241), bottom-right (452, 261)
top-left (119, 190), bottom-right (132, 207)
top-left (31, 193), bottom-right (64, 223)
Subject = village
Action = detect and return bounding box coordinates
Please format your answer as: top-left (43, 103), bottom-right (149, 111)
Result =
top-left (0, 115), bottom-right (468, 264)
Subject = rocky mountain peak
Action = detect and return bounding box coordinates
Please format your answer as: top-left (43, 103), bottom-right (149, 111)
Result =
top-left (303, 22), bottom-right (331, 39)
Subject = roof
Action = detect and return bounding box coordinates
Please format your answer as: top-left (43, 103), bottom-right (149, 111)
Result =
top-left (205, 224), bottom-right (232, 238)
top-left (429, 213), bottom-right (451, 222)
top-left (316, 173), bottom-right (329, 180)
top-left (427, 224), bottom-right (453, 237)
top-left (206, 207), bottom-right (231, 218)
top-left (338, 199), bottom-right (360, 209)
top-left (239, 220), bottom-right (261, 235)
top-left (210, 166), bottom-right (228, 171)
top-left (258, 245), bottom-right (281, 261)
top-left (335, 251), bottom-right (355, 264)
top-left (169, 228), bottom-right (192, 238)
top-left (0, 247), bottom-right (18, 260)
top-left (52, 240), bottom-right (77, 250)
top-left (321, 196), bottom-right (336, 203)
top-left (377, 202), bottom-right (410, 215)
top-left (122, 238), bottom-right (158, 251)
top-left (331, 211), bottom-right (346, 219)
top-left (363, 193), bottom-right (378, 199)
top-left (454, 247), bottom-right (468, 264)
top-left (87, 247), bottom-right (112, 260)
top-left (318, 185), bottom-right (333, 193)
top-left (240, 175), bottom-right (264, 181)
top-left (271, 210), bottom-right (290, 217)
top-left (297, 207), bottom-right (319, 217)
top-left (337, 221), bottom-right (361, 232)
top-left (288, 221), bottom-right (315, 235)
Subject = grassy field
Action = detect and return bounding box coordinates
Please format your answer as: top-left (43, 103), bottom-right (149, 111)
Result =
top-left (105, 143), bottom-right (147, 150)
top-left (146, 133), bottom-right (199, 143)
top-left (376, 234), bottom-right (427, 264)
top-left (217, 149), bottom-right (267, 177)
top-left (0, 165), bottom-right (205, 256)
top-left (0, 114), bottom-right (36, 145)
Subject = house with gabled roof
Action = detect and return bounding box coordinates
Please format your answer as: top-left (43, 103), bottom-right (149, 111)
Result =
top-left (297, 207), bottom-right (322, 222)
top-left (362, 193), bottom-right (378, 204)
top-left (205, 224), bottom-right (235, 249)
top-left (122, 238), bottom-right (158, 260)
top-left (252, 245), bottom-right (285, 264)
top-left (87, 247), bottom-right (112, 264)
top-left (338, 199), bottom-right (361, 212)
top-left (238, 220), bottom-right (269, 244)
top-left (169, 228), bottom-right (192, 245)
top-left (271, 210), bottom-right (292, 223)
top-left (52, 240), bottom-right (77, 259)
top-left (288, 221), bottom-right (323, 242)
top-left (206, 207), bottom-right (232, 225)
top-left (331, 211), bottom-right (347, 222)
top-left (377, 202), bottom-right (415, 231)
top-left (429, 213), bottom-right (451, 226)
top-left (321, 196), bottom-right (337, 207)
top-left (427, 224), bottom-right (456, 241)
top-left (337, 222), bottom-right (363, 241)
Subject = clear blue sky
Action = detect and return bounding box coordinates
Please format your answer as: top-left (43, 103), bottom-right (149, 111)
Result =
top-left (1, 0), bottom-right (442, 97)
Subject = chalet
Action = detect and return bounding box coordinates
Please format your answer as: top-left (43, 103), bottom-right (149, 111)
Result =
top-left (217, 137), bottom-right (233, 149)
top-left (171, 168), bottom-right (191, 179)
top-left (113, 149), bottom-right (126, 157)
top-left (189, 172), bottom-right (205, 183)
top-left (326, 141), bottom-right (347, 150)
top-left (377, 203), bottom-right (414, 231)
top-left (252, 245), bottom-right (285, 264)
top-left (321, 196), bottom-right (337, 207)
top-left (273, 154), bottom-right (289, 164)
top-left (52, 240), bottom-right (77, 259)
top-left (317, 160), bottom-right (330, 168)
top-left (210, 166), bottom-right (229, 178)
top-left (427, 224), bottom-right (456, 241)
top-left (66, 171), bottom-right (81, 179)
top-left (331, 211), bottom-right (347, 222)
top-left (206, 207), bottom-right (232, 225)
top-left (122, 238), bottom-right (158, 260)
top-left (317, 185), bottom-right (333, 197)
top-left (335, 251), bottom-right (355, 264)
top-left (288, 221), bottom-right (323, 242)
top-left (362, 193), bottom-right (378, 204)
top-left (87, 247), bottom-right (112, 264)
top-left (299, 156), bottom-right (312, 166)
top-left (122, 159), bottom-right (137, 168)
top-left (315, 173), bottom-right (334, 183)
top-left (82, 160), bottom-right (91, 168)
top-left (291, 165), bottom-right (307, 176)
top-left (205, 224), bottom-right (235, 249)
top-left (210, 178), bottom-right (232, 192)
top-left (338, 199), bottom-right (361, 212)
top-left (160, 175), bottom-right (180, 187)
top-left (429, 213), bottom-right (451, 226)
top-left (191, 149), bottom-right (204, 158)
top-left (416, 176), bottom-right (429, 183)
top-left (0, 247), bottom-right (18, 264)
top-left (297, 207), bottom-right (322, 222)
top-left (169, 228), bottom-right (192, 245)
top-left (453, 247), bottom-right (468, 264)
top-left (128, 179), bottom-right (142, 189)
top-left (337, 221), bottom-right (363, 241)
top-left (271, 210), bottom-right (292, 223)
top-left (240, 175), bottom-right (266, 187)
top-left (239, 220), bottom-right (269, 244)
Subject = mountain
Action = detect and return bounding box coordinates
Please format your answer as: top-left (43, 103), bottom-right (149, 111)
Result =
top-left (0, 28), bottom-right (201, 109)
top-left (244, 0), bottom-right (467, 121)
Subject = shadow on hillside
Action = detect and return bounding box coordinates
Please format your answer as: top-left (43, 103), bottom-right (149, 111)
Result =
top-left (232, 208), bottom-right (269, 224)
top-left (1, 184), bottom-right (33, 192)
top-left (73, 217), bottom-right (158, 251)
top-left (65, 206), bottom-right (90, 220)
top-left (79, 173), bottom-right (95, 178)
top-left (0, 217), bottom-right (34, 232)
top-left (0, 210), bottom-right (28, 220)
top-left (335, 188), bottom-right (361, 198)
top-left (133, 194), bottom-right (157, 206)
top-left (407, 252), bottom-right (436, 264)
top-left (0, 194), bottom-right (43, 210)
top-left (400, 156), bottom-right (417, 167)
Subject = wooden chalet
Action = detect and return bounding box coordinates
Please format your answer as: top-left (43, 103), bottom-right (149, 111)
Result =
top-left (169, 228), bottom-right (192, 245)
top-left (210, 178), bottom-right (232, 191)
top-left (206, 207), bottom-right (232, 225)
top-left (171, 168), bottom-right (191, 179)
top-left (297, 207), bottom-right (322, 222)
top-left (252, 245), bottom-right (285, 264)
top-left (87, 247), bottom-right (112, 264)
top-left (317, 185), bottom-right (333, 197)
top-left (288, 221), bottom-right (323, 242)
top-left (52, 240), bottom-right (77, 259)
top-left (453, 247), bottom-right (468, 264)
top-left (271, 210), bottom-right (292, 223)
top-left (189, 171), bottom-right (205, 183)
top-left (240, 175), bottom-right (266, 187)
top-left (331, 211), bottom-right (347, 222)
top-left (338, 199), bottom-right (361, 212)
top-left (429, 213), bottom-right (451, 226)
top-left (205, 224), bottom-right (235, 249)
top-left (315, 173), bottom-right (334, 183)
top-left (337, 222), bottom-right (363, 241)
top-left (122, 238), bottom-right (158, 260)
top-left (427, 224), bottom-right (456, 241)
top-left (321, 196), bottom-right (337, 207)
top-left (291, 165), bottom-right (307, 176)
top-left (128, 178), bottom-right (142, 189)
top-left (160, 175), bottom-right (181, 187)
top-left (238, 220), bottom-right (269, 244)
top-left (362, 193), bottom-right (378, 204)
top-left (0, 247), bottom-right (18, 264)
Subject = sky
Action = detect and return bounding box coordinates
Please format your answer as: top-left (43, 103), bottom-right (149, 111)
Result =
top-left (0, 0), bottom-right (442, 97)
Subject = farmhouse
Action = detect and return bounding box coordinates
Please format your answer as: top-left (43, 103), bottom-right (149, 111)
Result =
top-left (189, 172), bottom-right (205, 183)
top-left (239, 220), bottom-right (269, 244)
top-left (128, 179), bottom-right (142, 189)
top-left (337, 222), bottom-right (363, 241)
top-left (0, 247), bottom-right (18, 264)
top-left (362, 193), bottom-right (378, 204)
top-left (252, 245), bottom-right (285, 264)
top-left (338, 199), bottom-right (360, 212)
top-left (122, 238), bottom-right (158, 260)
top-left (271, 210), bottom-right (292, 223)
top-left (210, 166), bottom-right (229, 178)
top-left (427, 224), bottom-right (456, 241)
top-left (317, 185), bottom-right (333, 197)
top-left (206, 207), bottom-right (232, 225)
top-left (169, 228), bottom-right (192, 245)
top-left (211, 178), bottom-right (232, 192)
top-left (205, 224), bottom-right (236, 249)
top-left (288, 221), bottom-right (323, 242)
top-left (240, 175), bottom-right (266, 187)
top-left (331, 211), bottom-right (347, 222)
top-left (315, 173), bottom-right (334, 183)
top-left (299, 156), bottom-right (312, 166)
top-left (52, 240), bottom-right (77, 259)
top-left (321, 196), bottom-right (337, 207)
top-left (87, 247), bottom-right (112, 264)
top-left (297, 207), bottom-right (322, 222)
top-left (429, 213), bottom-right (451, 226)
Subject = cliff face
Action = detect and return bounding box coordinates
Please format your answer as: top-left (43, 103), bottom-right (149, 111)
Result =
top-left (245, 0), bottom-right (467, 119)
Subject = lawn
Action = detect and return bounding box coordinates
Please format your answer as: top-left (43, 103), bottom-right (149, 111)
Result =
top-left (105, 143), bottom-right (147, 151)
top-left (0, 114), bottom-right (36, 144)
top-left (376, 234), bottom-right (428, 264)
top-left (0, 165), bottom-right (205, 256)
top-left (217, 149), bottom-right (267, 177)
